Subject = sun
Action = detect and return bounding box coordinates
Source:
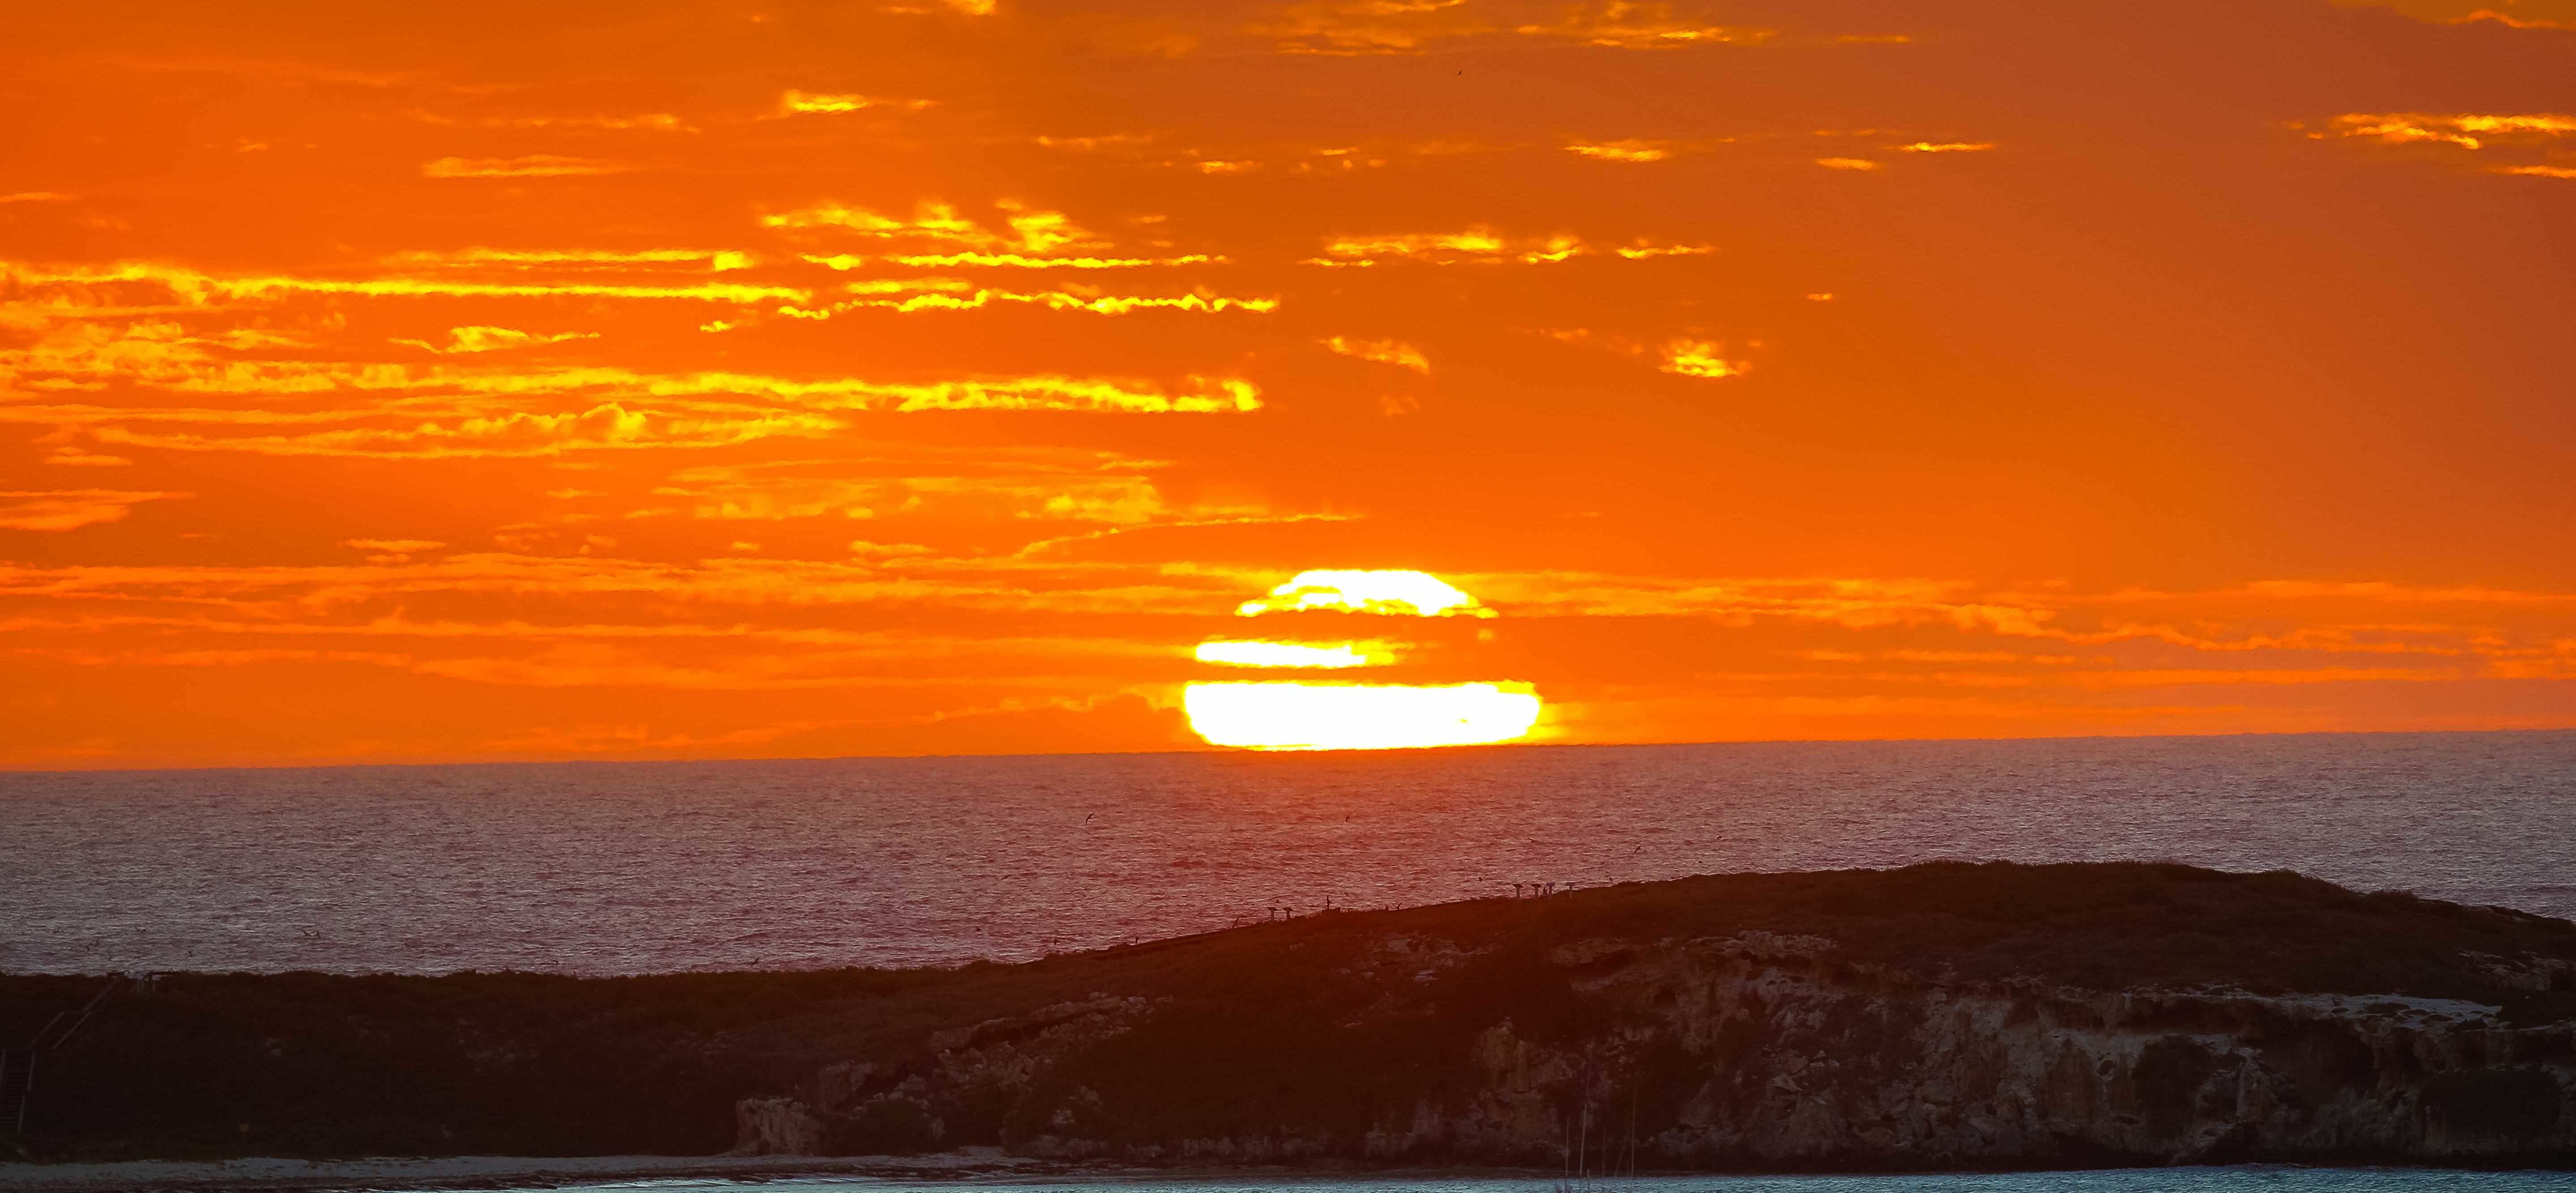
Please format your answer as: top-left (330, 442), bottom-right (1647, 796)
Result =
top-left (1183, 570), bottom-right (1542, 751)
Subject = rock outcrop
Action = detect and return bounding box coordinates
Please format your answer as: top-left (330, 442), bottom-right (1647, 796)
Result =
top-left (735, 878), bottom-right (2576, 1169)
top-left (14, 861), bottom-right (2573, 1168)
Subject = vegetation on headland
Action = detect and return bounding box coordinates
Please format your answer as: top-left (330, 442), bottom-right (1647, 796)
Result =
top-left (6, 861), bottom-right (2575, 1165)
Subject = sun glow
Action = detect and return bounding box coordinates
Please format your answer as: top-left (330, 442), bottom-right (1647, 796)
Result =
top-left (1195, 639), bottom-right (1390, 668)
top-left (1188, 569), bottom-right (1540, 750)
top-left (1235, 569), bottom-right (1490, 617)
top-left (1182, 682), bottom-right (1542, 750)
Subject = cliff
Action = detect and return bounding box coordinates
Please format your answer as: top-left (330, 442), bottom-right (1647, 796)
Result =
top-left (6, 862), bottom-right (2575, 1169)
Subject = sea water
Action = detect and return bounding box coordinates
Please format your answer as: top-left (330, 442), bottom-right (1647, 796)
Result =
top-left (2, 730), bottom-right (2572, 976)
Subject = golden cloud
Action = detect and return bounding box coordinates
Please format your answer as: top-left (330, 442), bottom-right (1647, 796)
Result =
top-left (1567, 140), bottom-right (1670, 162)
top-left (1309, 228), bottom-right (1585, 265)
top-left (0, 488), bottom-right (191, 531)
top-left (1660, 338), bottom-right (1746, 378)
top-left (779, 90), bottom-right (934, 115)
top-left (1513, 2), bottom-right (1772, 48)
top-left (1253, 0), bottom-right (1768, 54)
top-left (762, 200), bottom-right (1109, 258)
top-left (1321, 335), bottom-right (1430, 372)
top-left (781, 278), bottom-right (1276, 317)
top-left (384, 248), bottom-right (754, 271)
top-left (393, 326), bottom-right (601, 353)
top-left (5, 261), bottom-right (806, 305)
top-left (420, 156), bottom-right (637, 178)
top-left (2327, 112), bottom-right (2576, 148)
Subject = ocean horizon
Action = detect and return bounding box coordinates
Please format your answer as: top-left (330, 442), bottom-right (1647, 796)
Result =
top-left (8, 728), bottom-right (2571, 977)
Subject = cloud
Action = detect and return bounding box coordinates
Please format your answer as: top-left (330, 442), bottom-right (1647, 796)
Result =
top-left (1235, 569), bottom-right (1493, 617)
top-left (1511, 2), bottom-right (1773, 48)
top-left (342, 539), bottom-right (447, 563)
top-left (1612, 242), bottom-right (1715, 259)
top-left (420, 156), bottom-right (637, 178)
top-left (0, 489), bottom-right (191, 531)
top-left (1567, 140), bottom-right (1670, 162)
top-left (652, 458), bottom-right (1262, 526)
top-left (762, 200), bottom-right (1109, 257)
top-left (1253, 0), bottom-right (1481, 53)
top-left (1308, 228), bottom-right (1586, 265)
top-left (2328, 112), bottom-right (2576, 148)
top-left (778, 90), bottom-right (934, 115)
top-left (407, 110), bottom-right (695, 132)
top-left (784, 278), bottom-right (1278, 317)
top-left (1816, 157), bottom-right (1881, 170)
top-left (1322, 335), bottom-right (1430, 372)
top-left (394, 326), bottom-right (601, 353)
top-left (1, 308), bottom-right (1263, 413)
top-left (857, 252), bottom-right (1220, 269)
top-left (384, 248), bottom-right (754, 271)
top-left (2336, 0), bottom-right (2576, 29)
top-left (1, 192), bottom-right (75, 204)
top-left (1306, 228), bottom-right (1712, 266)
top-left (2315, 113), bottom-right (2576, 177)
top-left (1660, 338), bottom-right (1746, 378)
top-left (5, 261), bottom-right (807, 305)
top-left (42, 445), bottom-right (133, 467)
top-left (1251, 0), bottom-right (1769, 54)
top-left (1895, 141), bottom-right (1995, 153)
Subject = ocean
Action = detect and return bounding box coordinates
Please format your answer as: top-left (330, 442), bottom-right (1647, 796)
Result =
top-left (5, 730), bottom-right (2572, 977)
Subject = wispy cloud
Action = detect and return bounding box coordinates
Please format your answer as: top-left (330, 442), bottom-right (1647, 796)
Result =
top-left (420, 156), bottom-right (637, 178)
top-left (1512, 2), bottom-right (1773, 48)
top-left (6, 261), bottom-right (807, 305)
top-left (2324, 112), bottom-right (2576, 149)
top-left (784, 278), bottom-right (1277, 317)
top-left (1322, 335), bottom-right (1431, 372)
top-left (384, 248), bottom-right (754, 271)
top-left (1307, 228), bottom-right (1585, 265)
top-left (0, 489), bottom-right (191, 531)
top-left (1252, 0), bottom-right (1770, 54)
top-left (1659, 338), bottom-right (1746, 378)
top-left (1567, 140), bottom-right (1670, 162)
top-left (778, 90), bottom-right (934, 115)
top-left (393, 326), bottom-right (601, 353)
top-left (763, 200), bottom-right (1107, 257)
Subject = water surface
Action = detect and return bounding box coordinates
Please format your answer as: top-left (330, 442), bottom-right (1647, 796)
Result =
top-left (4, 730), bottom-right (2571, 975)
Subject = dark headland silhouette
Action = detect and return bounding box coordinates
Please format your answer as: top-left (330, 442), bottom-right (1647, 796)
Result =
top-left (5, 862), bottom-right (2574, 1172)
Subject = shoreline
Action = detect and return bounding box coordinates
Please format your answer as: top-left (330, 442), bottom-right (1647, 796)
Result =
top-left (0, 1149), bottom-right (1100, 1192)
top-left (4, 1155), bottom-right (2572, 1193)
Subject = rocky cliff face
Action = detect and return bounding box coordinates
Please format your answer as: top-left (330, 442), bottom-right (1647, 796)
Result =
top-left (740, 927), bottom-right (2576, 1168)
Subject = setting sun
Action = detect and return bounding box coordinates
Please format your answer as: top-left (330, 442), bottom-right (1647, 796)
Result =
top-left (1186, 569), bottom-right (1538, 749)
top-left (1182, 681), bottom-right (1542, 751)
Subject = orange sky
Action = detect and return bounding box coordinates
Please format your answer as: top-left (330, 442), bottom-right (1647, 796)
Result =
top-left (5, 0), bottom-right (2576, 767)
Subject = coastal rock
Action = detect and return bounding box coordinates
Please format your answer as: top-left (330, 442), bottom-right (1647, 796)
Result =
top-left (17, 863), bottom-right (2576, 1170)
top-left (726, 1096), bottom-right (824, 1156)
top-left (763, 925), bottom-right (2576, 1168)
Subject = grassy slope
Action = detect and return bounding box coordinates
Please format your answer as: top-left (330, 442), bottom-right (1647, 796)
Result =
top-left (6, 862), bottom-right (2574, 1161)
